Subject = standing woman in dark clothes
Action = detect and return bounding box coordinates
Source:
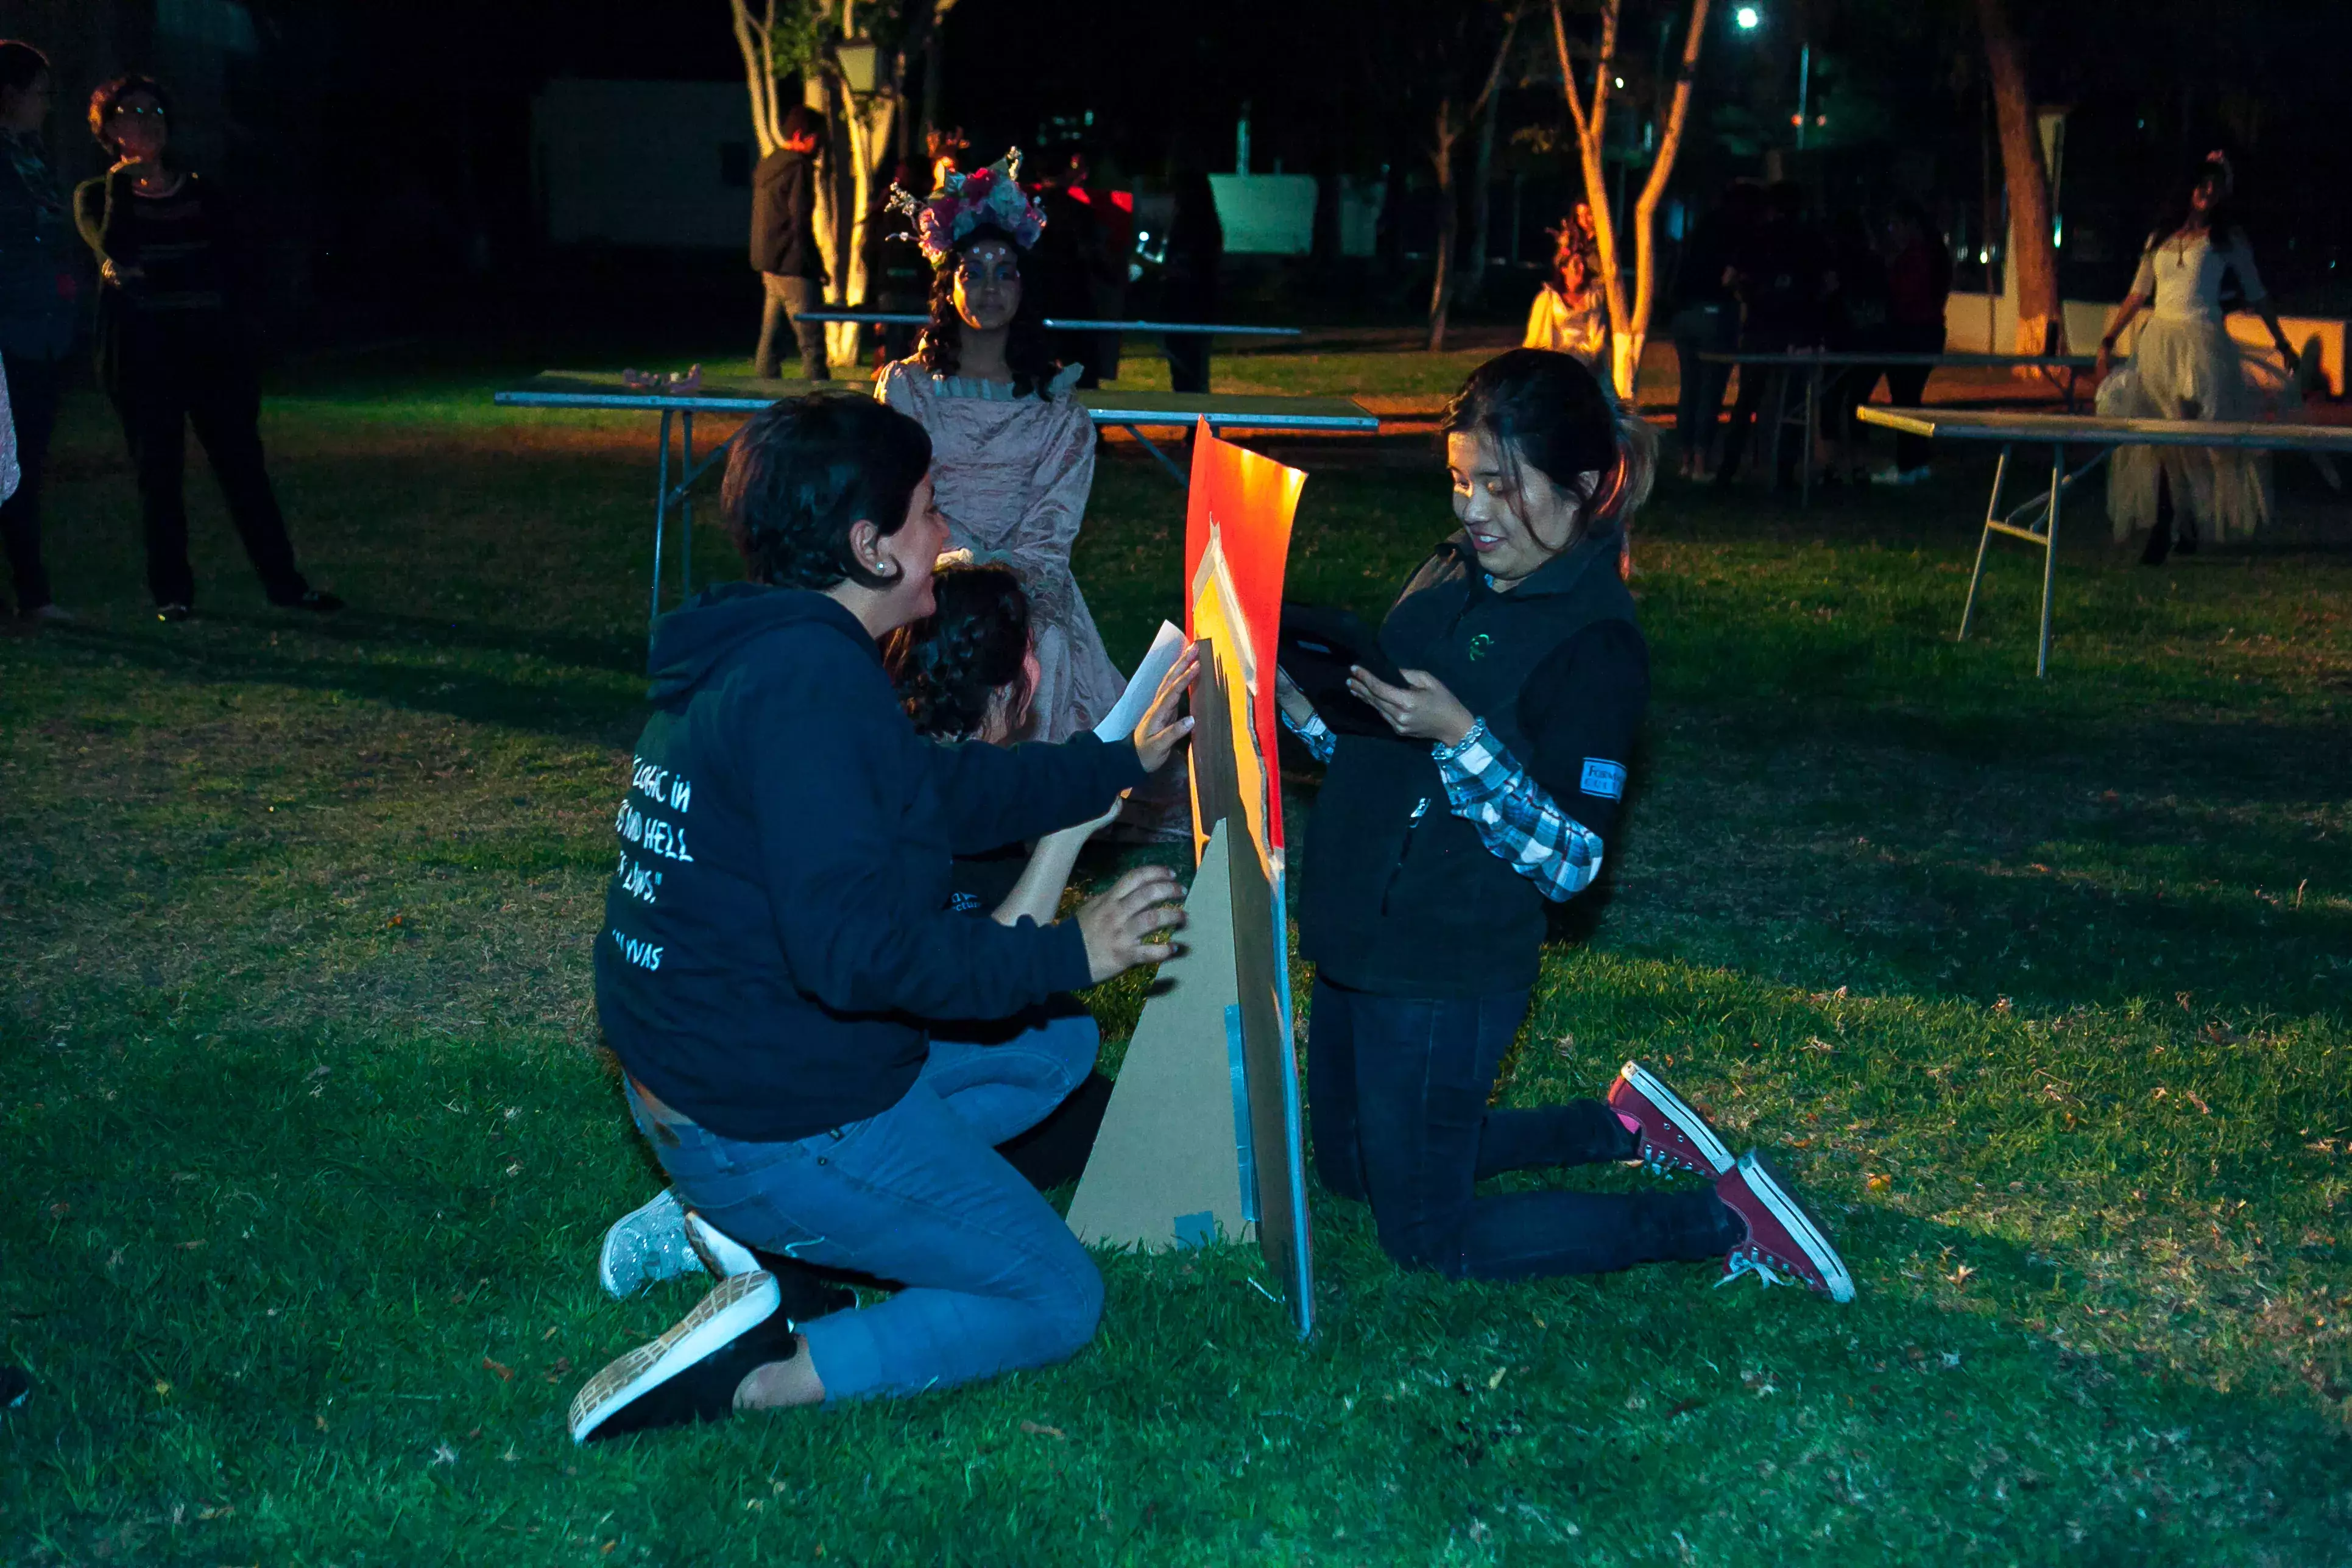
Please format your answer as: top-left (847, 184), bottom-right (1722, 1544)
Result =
top-left (1279, 348), bottom-right (1854, 1301)
top-left (0, 41), bottom-right (78, 623)
top-left (73, 75), bottom-right (337, 622)
top-left (1160, 165), bottom-right (1222, 394)
top-left (1866, 199), bottom-right (1952, 486)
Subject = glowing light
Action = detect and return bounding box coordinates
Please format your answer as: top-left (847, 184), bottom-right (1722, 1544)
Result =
top-left (1613, 76), bottom-right (1626, 88)
top-left (1734, 5), bottom-right (1762, 29)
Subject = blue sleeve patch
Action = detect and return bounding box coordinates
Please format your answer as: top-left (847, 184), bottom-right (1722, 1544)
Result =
top-left (1580, 758), bottom-right (1628, 800)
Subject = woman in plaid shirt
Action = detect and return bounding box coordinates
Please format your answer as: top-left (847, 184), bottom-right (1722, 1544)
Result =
top-left (1281, 349), bottom-right (1854, 1303)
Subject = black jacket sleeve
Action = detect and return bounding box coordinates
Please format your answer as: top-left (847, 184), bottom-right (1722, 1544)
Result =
top-left (929, 732), bottom-right (1145, 855)
top-left (1514, 619), bottom-right (1650, 847)
top-left (737, 653), bottom-right (1097, 1022)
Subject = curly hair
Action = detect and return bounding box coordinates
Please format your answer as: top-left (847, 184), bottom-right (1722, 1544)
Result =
top-left (719, 394), bottom-right (933, 592)
top-left (882, 565), bottom-right (1034, 740)
top-left (1441, 348), bottom-right (1656, 559)
top-left (914, 223), bottom-right (1063, 398)
top-left (88, 74), bottom-right (171, 157)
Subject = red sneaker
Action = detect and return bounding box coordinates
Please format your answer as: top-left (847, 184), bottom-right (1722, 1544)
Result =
top-left (1713, 1151), bottom-right (1856, 1303)
top-left (1606, 1061), bottom-right (1735, 1176)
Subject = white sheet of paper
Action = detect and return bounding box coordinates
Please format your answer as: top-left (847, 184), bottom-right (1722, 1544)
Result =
top-left (1092, 620), bottom-right (1188, 743)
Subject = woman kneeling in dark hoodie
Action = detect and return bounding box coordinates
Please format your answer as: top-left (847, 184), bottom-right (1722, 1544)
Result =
top-left (572, 394), bottom-right (1195, 1443)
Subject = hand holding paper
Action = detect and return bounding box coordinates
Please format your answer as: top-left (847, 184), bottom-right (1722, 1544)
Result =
top-left (1092, 620), bottom-right (1189, 744)
top-left (1132, 642), bottom-right (1200, 773)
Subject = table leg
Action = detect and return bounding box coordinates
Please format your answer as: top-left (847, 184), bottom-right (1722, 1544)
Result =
top-left (651, 408), bottom-right (673, 627)
top-left (2036, 442), bottom-right (2062, 679)
top-left (1801, 366), bottom-right (1818, 509)
top-left (680, 411), bottom-right (695, 602)
top-left (1125, 423), bottom-right (1192, 489)
top-left (1958, 444), bottom-right (2009, 642)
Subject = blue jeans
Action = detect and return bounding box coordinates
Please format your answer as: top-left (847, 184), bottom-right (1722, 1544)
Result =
top-left (1307, 978), bottom-right (1739, 1280)
top-left (627, 1007), bottom-right (1103, 1402)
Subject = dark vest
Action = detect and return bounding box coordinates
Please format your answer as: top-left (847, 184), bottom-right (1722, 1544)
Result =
top-left (1298, 528), bottom-right (1639, 997)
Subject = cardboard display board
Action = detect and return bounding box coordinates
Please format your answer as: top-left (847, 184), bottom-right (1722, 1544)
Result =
top-left (1064, 423), bottom-right (1315, 1338)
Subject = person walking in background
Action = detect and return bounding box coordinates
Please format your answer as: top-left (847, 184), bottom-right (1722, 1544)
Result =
top-left (0, 40), bottom-right (77, 623)
top-left (750, 107), bottom-right (828, 383)
top-left (1160, 164), bottom-right (1222, 394)
top-left (1867, 199), bottom-right (1952, 487)
top-left (1665, 182), bottom-right (1757, 479)
top-left (74, 75), bottom-right (336, 623)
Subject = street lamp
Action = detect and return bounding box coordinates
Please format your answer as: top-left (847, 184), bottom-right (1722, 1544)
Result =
top-left (1733, 5), bottom-right (1761, 29)
top-left (836, 37), bottom-right (880, 96)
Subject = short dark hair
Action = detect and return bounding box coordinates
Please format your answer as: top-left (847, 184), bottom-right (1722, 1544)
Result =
top-left (1441, 348), bottom-right (1656, 554)
top-left (882, 564), bottom-right (1033, 740)
top-left (88, 74), bottom-right (170, 155)
top-left (0, 41), bottom-right (49, 99)
top-left (780, 105), bottom-right (819, 144)
top-left (719, 394), bottom-right (933, 591)
top-left (916, 223), bottom-right (1063, 398)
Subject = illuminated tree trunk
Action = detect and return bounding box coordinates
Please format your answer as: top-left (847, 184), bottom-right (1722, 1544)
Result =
top-left (1552, 0), bottom-right (1712, 398)
top-left (1976, 0), bottom-right (2063, 353)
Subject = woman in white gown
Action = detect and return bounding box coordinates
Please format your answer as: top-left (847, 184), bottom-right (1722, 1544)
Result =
top-left (2094, 154), bottom-right (2303, 563)
top-left (875, 152), bottom-right (1123, 741)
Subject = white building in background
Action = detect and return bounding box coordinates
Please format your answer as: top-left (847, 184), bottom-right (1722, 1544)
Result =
top-left (532, 80), bottom-right (754, 250)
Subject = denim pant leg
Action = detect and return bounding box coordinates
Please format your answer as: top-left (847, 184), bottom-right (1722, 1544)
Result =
top-left (918, 1005), bottom-right (1100, 1146)
top-left (645, 1084), bottom-right (1103, 1404)
top-left (1324, 981), bottom-right (1737, 1281)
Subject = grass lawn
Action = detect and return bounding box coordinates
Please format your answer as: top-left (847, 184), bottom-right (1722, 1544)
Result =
top-left (4, 346), bottom-right (2351, 1566)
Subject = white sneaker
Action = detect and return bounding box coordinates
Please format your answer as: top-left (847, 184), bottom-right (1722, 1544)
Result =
top-left (597, 1188), bottom-right (697, 1298)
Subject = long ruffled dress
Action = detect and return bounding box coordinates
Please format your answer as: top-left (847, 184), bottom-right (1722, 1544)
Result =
top-left (875, 359), bottom-right (1123, 741)
top-left (2096, 229), bottom-right (2298, 542)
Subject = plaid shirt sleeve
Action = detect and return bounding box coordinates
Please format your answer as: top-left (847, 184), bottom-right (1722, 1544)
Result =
top-left (1430, 718), bottom-right (1605, 902)
top-left (1279, 707), bottom-right (1338, 764)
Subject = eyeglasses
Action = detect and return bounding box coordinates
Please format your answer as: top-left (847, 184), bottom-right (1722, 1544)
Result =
top-left (108, 102), bottom-right (166, 121)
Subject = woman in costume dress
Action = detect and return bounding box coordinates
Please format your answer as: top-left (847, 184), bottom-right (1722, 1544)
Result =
top-left (2094, 153), bottom-right (2303, 564)
top-left (1523, 205), bottom-right (1609, 367)
top-left (873, 151), bottom-right (1123, 741)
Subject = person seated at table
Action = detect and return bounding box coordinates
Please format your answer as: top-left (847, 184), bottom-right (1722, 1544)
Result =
top-left (593, 562), bottom-right (1125, 1302)
top-left (874, 150), bottom-right (1124, 743)
top-left (568, 394), bottom-right (1196, 1443)
top-left (1277, 347), bottom-right (1854, 1304)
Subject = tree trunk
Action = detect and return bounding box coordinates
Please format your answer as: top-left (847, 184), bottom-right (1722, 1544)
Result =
top-left (1460, 85), bottom-right (1498, 308)
top-left (1620, 0), bottom-right (1711, 397)
top-left (1428, 97), bottom-right (1458, 353)
top-left (1552, 0), bottom-right (1630, 383)
top-left (1976, 0), bottom-right (2063, 353)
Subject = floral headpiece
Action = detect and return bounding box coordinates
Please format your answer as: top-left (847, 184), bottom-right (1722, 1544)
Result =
top-left (886, 148), bottom-right (1047, 265)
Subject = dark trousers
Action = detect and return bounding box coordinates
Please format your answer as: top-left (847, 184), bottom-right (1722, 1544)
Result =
top-left (755, 273), bottom-right (829, 381)
top-left (1307, 978), bottom-right (1740, 1280)
top-left (1165, 331), bottom-right (1212, 394)
top-left (107, 330), bottom-right (305, 609)
top-left (1669, 302), bottom-right (1737, 464)
top-left (1879, 322), bottom-right (1944, 471)
top-left (0, 348), bottom-right (65, 613)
